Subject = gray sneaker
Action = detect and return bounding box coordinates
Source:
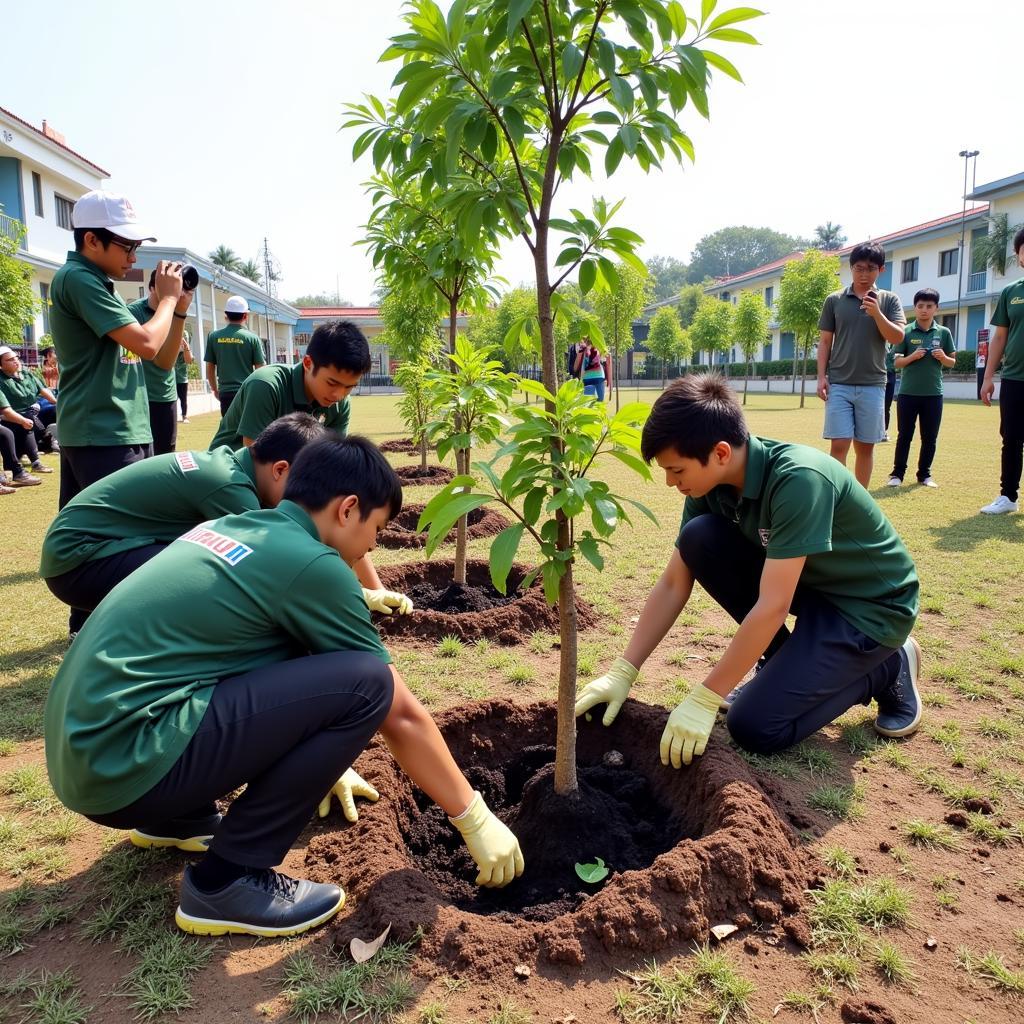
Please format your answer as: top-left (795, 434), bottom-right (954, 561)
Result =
top-left (175, 865), bottom-right (345, 937)
top-left (874, 637), bottom-right (923, 737)
top-left (10, 473), bottom-right (41, 487)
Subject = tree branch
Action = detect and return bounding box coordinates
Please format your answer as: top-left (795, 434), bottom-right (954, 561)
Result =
top-left (523, 22), bottom-right (555, 115)
top-left (541, 0), bottom-right (561, 113)
top-left (567, 2), bottom-right (607, 112)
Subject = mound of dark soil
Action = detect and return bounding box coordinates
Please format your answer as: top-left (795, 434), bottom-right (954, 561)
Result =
top-left (374, 559), bottom-right (596, 644)
top-left (378, 503), bottom-right (510, 550)
top-left (307, 699), bottom-right (811, 976)
top-left (394, 465), bottom-right (454, 486)
top-left (379, 438), bottom-right (420, 453)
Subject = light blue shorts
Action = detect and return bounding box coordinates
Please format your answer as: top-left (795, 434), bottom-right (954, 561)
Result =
top-left (822, 383), bottom-right (885, 443)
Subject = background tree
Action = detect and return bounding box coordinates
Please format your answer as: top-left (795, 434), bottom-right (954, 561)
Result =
top-left (0, 221), bottom-right (39, 345)
top-left (288, 292), bottom-right (351, 308)
top-left (731, 288), bottom-right (770, 404)
top-left (380, 286), bottom-right (442, 363)
top-left (646, 304), bottom-right (686, 388)
top-left (972, 213), bottom-right (1023, 277)
top-left (394, 356), bottom-right (435, 470)
top-left (645, 254), bottom-right (688, 303)
top-left (208, 245), bottom-right (243, 273)
top-left (775, 248), bottom-right (840, 406)
top-left (687, 225), bottom-right (805, 281)
top-left (349, 0), bottom-right (760, 796)
top-left (592, 262), bottom-right (650, 408)
top-left (689, 295), bottom-right (734, 372)
top-left (674, 282), bottom-right (706, 328)
top-left (236, 259), bottom-right (263, 284)
top-left (813, 221), bottom-right (846, 251)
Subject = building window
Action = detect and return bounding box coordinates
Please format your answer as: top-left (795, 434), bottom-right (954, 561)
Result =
top-left (764, 285), bottom-right (773, 306)
top-left (32, 172), bottom-right (43, 217)
top-left (901, 257), bottom-right (919, 283)
top-left (939, 314), bottom-right (956, 334)
top-left (55, 194), bottom-right (74, 230)
top-left (938, 248), bottom-right (958, 277)
top-left (40, 282), bottom-right (50, 334)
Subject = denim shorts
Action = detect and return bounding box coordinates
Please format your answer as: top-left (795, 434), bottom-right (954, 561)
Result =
top-left (822, 383), bottom-right (885, 443)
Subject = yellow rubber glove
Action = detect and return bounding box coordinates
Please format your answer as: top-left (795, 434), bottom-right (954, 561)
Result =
top-left (573, 657), bottom-right (638, 726)
top-left (362, 587), bottom-right (414, 616)
top-left (660, 685), bottom-right (721, 768)
top-left (448, 791), bottom-right (525, 888)
top-left (318, 767), bottom-right (380, 822)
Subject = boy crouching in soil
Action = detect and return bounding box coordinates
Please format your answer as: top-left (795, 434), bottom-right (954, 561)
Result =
top-left (575, 374), bottom-right (922, 767)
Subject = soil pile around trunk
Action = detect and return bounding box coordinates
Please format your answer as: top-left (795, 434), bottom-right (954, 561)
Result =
top-left (394, 465), bottom-right (454, 486)
top-left (375, 560), bottom-right (596, 644)
top-left (308, 699), bottom-right (811, 976)
top-left (379, 438), bottom-right (422, 453)
top-left (378, 503), bottom-right (510, 550)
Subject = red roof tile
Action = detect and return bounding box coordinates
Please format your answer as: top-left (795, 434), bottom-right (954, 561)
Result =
top-left (298, 307), bottom-right (381, 317)
top-left (0, 106), bottom-right (109, 177)
top-left (837, 205), bottom-right (990, 253)
top-left (713, 251), bottom-right (806, 286)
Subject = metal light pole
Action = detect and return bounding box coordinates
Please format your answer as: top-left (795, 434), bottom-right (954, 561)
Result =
top-left (956, 149), bottom-right (980, 349)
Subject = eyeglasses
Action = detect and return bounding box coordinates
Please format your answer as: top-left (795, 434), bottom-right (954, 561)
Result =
top-left (106, 236), bottom-right (142, 256)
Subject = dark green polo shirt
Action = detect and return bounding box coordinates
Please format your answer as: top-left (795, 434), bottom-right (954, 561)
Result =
top-left (893, 323), bottom-right (955, 396)
top-left (127, 298), bottom-right (178, 403)
top-left (0, 371), bottom-right (45, 415)
top-left (49, 251), bottom-right (150, 446)
top-left (679, 436), bottom-right (918, 649)
top-left (44, 500), bottom-right (391, 815)
top-left (174, 344), bottom-right (190, 385)
top-left (204, 324), bottom-right (265, 392)
top-left (992, 278), bottom-right (1024, 382)
top-left (208, 362), bottom-right (351, 450)
top-left (40, 445), bottom-right (262, 578)
top-left (818, 286), bottom-right (906, 386)
top-left (885, 346), bottom-right (897, 374)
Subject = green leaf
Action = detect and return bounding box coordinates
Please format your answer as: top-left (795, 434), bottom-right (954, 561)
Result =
top-left (523, 486), bottom-right (545, 526)
top-left (541, 561), bottom-right (562, 605)
top-left (701, 0), bottom-right (717, 25)
top-left (706, 7), bottom-right (764, 32)
top-left (706, 27), bottom-right (759, 44)
top-left (604, 133), bottom-right (625, 175)
top-left (703, 50), bottom-right (744, 82)
top-left (424, 492), bottom-right (493, 558)
top-left (578, 537), bottom-right (605, 572)
top-left (609, 76), bottom-right (634, 113)
top-left (574, 857), bottom-right (609, 884)
top-left (578, 259), bottom-right (597, 295)
top-left (416, 476), bottom-right (478, 533)
top-left (608, 449), bottom-right (652, 478)
top-left (489, 524), bottom-right (526, 594)
top-left (562, 41), bottom-right (583, 80)
top-left (506, 0), bottom-right (534, 37)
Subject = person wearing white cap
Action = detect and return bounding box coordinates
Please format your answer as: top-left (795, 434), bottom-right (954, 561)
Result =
top-left (50, 190), bottom-right (189, 637)
top-left (205, 296), bottom-right (265, 417)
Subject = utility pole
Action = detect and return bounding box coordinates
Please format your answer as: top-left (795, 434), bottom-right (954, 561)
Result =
top-left (258, 237), bottom-right (282, 361)
top-left (956, 149), bottom-right (980, 350)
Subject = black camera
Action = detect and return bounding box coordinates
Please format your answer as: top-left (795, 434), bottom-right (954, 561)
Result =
top-left (181, 264), bottom-right (199, 291)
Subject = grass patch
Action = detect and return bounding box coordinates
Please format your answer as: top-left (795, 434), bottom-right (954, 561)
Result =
top-left (807, 783), bottom-right (864, 821)
top-left (487, 1004), bottom-right (532, 1024)
top-left (921, 690), bottom-right (951, 707)
top-left (820, 845), bottom-right (857, 879)
top-left (436, 635), bottom-right (464, 659)
top-left (791, 742), bottom-right (838, 775)
top-left (901, 820), bottom-right (959, 850)
top-left (0, 764), bottom-right (57, 813)
top-left (0, 739), bottom-right (16, 757)
top-left (504, 663), bottom-right (535, 686)
top-left (955, 947), bottom-right (1024, 995)
top-left (3, 968), bottom-right (91, 1024)
top-left (975, 715), bottom-right (1017, 740)
top-left (803, 951), bottom-right (859, 990)
top-left (806, 876), bottom-right (911, 953)
top-left (872, 940), bottom-right (916, 987)
top-left (121, 931), bottom-right (214, 1020)
top-left (527, 631), bottom-right (555, 654)
top-left (966, 813), bottom-right (1023, 847)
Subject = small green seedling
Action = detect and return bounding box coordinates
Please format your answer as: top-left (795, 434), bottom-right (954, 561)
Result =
top-left (575, 858), bottom-right (609, 884)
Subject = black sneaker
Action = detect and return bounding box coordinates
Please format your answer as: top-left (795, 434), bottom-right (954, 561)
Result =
top-left (130, 811), bottom-right (223, 853)
top-left (874, 637), bottom-right (923, 737)
top-left (175, 865), bottom-right (345, 937)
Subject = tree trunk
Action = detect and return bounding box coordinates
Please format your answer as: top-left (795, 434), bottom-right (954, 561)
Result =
top-left (535, 140), bottom-right (578, 798)
top-left (450, 295), bottom-right (468, 586)
top-left (420, 434), bottom-right (428, 471)
top-left (799, 335), bottom-right (809, 409)
top-left (744, 359), bottom-right (751, 405)
top-left (790, 351), bottom-right (798, 393)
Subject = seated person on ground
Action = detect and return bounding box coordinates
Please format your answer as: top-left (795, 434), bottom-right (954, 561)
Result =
top-left (44, 436), bottom-right (523, 939)
top-left (0, 345), bottom-right (58, 475)
top-left (575, 374), bottom-right (922, 769)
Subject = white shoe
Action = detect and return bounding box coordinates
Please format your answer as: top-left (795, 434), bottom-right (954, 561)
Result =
top-left (920, 477), bottom-right (938, 488)
top-left (886, 476), bottom-right (902, 487)
top-left (980, 495), bottom-right (1019, 515)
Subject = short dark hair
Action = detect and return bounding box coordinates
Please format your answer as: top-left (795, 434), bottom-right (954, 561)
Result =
top-left (307, 320), bottom-right (372, 375)
top-left (641, 373), bottom-right (749, 465)
top-left (1014, 226), bottom-right (1024, 256)
top-left (148, 269), bottom-right (156, 290)
top-left (225, 311), bottom-right (246, 323)
top-left (283, 435), bottom-right (402, 520)
top-left (249, 412), bottom-right (328, 466)
top-left (73, 226), bottom-right (117, 252)
top-left (40, 346), bottom-right (54, 359)
top-left (913, 288), bottom-right (940, 305)
top-left (849, 242), bottom-right (886, 269)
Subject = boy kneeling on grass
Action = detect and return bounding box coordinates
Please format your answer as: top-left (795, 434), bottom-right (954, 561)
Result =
top-left (575, 374), bottom-right (922, 768)
top-left (44, 436), bottom-right (523, 938)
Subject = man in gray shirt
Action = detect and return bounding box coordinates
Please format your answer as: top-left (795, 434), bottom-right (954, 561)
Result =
top-left (818, 241), bottom-right (906, 488)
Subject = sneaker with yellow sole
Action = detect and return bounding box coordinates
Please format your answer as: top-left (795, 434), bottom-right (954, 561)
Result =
top-left (129, 811), bottom-right (222, 853)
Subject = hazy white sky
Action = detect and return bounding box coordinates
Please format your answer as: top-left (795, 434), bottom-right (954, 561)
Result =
top-left (4, 0), bottom-right (1017, 303)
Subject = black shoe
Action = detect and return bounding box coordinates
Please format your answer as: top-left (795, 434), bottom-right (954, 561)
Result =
top-left (130, 811), bottom-right (223, 853)
top-left (175, 865), bottom-right (345, 937)
top-left (874, 638), bottom-right (923, 737)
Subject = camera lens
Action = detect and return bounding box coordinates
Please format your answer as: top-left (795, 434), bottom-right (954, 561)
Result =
top-left (181, 265), bottom-right (199, 291)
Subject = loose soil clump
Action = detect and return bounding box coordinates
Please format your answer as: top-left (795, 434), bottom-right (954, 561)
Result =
top-left (378, 503), bottom-right (510, 550)
top-left (374, 559), bottom-right (596, 644)
top-left (379, 437), bottom-right (422, 453)
top-left (307, 699), bottom-right (811, 977)
top-left (394, 465), bottom-right (454, 486)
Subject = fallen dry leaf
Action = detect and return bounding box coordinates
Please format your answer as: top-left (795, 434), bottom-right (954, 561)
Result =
top-left (350, 923), bottom-right (391, 963)
top-left (711, 923), bottom-right (739, 942)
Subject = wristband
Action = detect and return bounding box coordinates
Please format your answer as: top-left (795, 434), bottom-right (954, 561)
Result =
top-left (173, 312), bottom-right (188, 320)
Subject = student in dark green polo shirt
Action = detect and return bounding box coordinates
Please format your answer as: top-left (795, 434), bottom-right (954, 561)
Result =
top-left (129, 270), bottom-right (194, 456)
top-left (980, 226), bottom-right (1024, 515)
top-left (42, 413), bottom-right (327, 630)
top-left (175, 333), bottom-right (193, 423)
top-left (44, 436), bottom-right (523, 938)
top-left (205, 296), bottom-right (265, 416)
top-left (0, 346), bottom-right (55, 475)
top-left (886, 289), bottom-right (955, 489)
top-left (576, 374), bottom-right (922, 769)
top-left (51, 190), bottom-right (190, 510)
